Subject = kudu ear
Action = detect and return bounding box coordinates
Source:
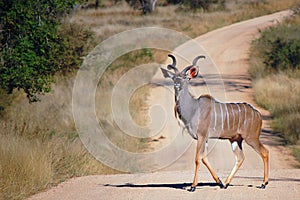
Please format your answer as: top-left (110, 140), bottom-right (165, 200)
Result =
top-left (188, 66), bottom-right (199, 79)
top-left (160, 67), bottom-right (175, 79)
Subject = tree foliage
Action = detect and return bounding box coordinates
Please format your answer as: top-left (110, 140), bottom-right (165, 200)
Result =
top-left (257, 17), bottom-right (300, 72)
top-left (264, 38), bottom-right (300, 71)
top-left (122, 0), bottom-right (157, 14)
top-left (167, 0), bottom-right (225, 10)
top-left (0, 0), bottom-right (79, 102)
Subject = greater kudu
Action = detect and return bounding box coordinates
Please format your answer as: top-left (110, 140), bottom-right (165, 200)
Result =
top-left (160, 54), bottom-right (269, 192)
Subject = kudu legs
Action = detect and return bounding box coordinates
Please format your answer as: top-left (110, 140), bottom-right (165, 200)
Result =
top-left (202, 157), bottom-right (224, 187)
top-left (224, 137), bottom-right (269, 189)
top-left (189, 137), bottom-right (205, 192)
top-left (245, 137), bottom-right (269, 188)
top-left (189, 137), bottom-right (224, 192)
top-left (189, 136), bottom-right (269, 191)
top-left (224, 140), bottom-right (245, 188)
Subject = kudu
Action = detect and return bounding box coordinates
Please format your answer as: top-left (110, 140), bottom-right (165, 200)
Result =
top-left (160, 55), bottom-right (269, 192)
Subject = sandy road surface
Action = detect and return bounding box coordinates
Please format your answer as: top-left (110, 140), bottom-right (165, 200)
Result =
top-left (29, 10), bottom-right (299, 200)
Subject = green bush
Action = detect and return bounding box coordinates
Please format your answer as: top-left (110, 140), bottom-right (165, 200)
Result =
top-left (167, 0), bottom-right (225, 10)
top-left (264, 38), bottom-right (300, 71)
top-left (0, 0), bottom-right (81, 102)
top-left (253, 17), bottom-right (300, 74)
top-left (189, 0), bottom-right (216, 10)
top-left (57, 23), bottom-right (94, 73)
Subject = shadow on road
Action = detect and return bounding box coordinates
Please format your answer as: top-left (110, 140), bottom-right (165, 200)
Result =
top-left (236, 176), bottom-right (300, 183)
top-left (104, 182), bottom-right (222, 190)
top-left (103, 175), bottom-right (300, 191)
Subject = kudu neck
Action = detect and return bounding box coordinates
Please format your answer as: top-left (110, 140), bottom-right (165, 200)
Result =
top-left (175, 82), bottom-right (197, 126)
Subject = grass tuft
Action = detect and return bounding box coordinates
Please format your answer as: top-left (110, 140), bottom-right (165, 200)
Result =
top-left (254, 75), bottom-right (300, 143)
top-left (291, 145), bottom-right (300, 163)
top-left (0, 135), bottom-right (52, 200)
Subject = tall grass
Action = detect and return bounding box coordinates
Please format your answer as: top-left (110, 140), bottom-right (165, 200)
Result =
top-left (254, 75), bottom-right (300, 143)
top-left (249, 8), bottom-right (300, 146)
top-left (0, 135), bottom-right (51, 200)
top-left (0, 76), bottom-right (117, 200)
top-left (0, 134), bottom-right (116, 200)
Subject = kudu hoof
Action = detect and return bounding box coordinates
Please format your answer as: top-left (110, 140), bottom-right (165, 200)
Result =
top-left (188, 186), bottom-right (196, 192)
top-left (259, 182), bottom-right (268, 189)
top-left (218, 181), bottom-right (225, 189)
top-left (218, 178), bottom-right (225, 189)
top-left (224, 183), bottom-right (230, 189)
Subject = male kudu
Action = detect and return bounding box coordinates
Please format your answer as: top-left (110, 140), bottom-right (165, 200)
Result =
top-left (160, 55), bottom-right (269, 192)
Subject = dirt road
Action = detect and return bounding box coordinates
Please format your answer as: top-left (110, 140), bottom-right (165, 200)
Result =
top-left (29, 10), bottom-right (299, 200)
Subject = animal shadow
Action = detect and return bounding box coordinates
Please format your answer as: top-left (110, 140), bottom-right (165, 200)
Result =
top-left (104, 182), bottom-right (221, 190)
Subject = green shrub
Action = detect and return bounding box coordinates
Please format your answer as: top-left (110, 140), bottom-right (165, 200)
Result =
top-left (57, 23), bottom-right (94, 73)
top-left (264, 38), bottom-right (300, 71)
top-left (167, 0), bottom-right (225, 10)
top-left (252, 15), bottom-right (300, 75)
top-left (0, 0), bottom-right (83, 102)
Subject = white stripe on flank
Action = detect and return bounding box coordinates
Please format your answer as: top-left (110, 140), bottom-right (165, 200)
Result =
top-left (251, 106), bottom-right (254, 128)
top-left (230, 104), bottom-right (235, 130)
top-left (225, 104), bottom-right (229, 129)
top-left (220, 103), bottom-right (224, 130)
top-left (236, 103), bottom-right (241, 132)
top-left (213, 101), bottom-right (217, 130)
top-left (243, 104), bottom-right (247, 129)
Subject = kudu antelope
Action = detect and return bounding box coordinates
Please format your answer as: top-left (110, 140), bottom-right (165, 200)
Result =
top-left (160, 55), bottom-right (269, 192)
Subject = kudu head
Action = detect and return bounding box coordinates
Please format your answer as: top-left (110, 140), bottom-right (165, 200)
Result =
top-left (160, 54), bottom-right (205, 100)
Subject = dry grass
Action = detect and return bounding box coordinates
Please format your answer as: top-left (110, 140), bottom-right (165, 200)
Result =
top-left (254, 75), bottom-right (300, 144)
top-left (0, 75), bottom-right (117, 200)
top-left (0, 135), bottom-right (51, 200)
top-left (291, 145), bottom-right (300, 163)
top-left (254, 74), bottom-right (300, 117)
top-left (1, 0), bottom-right (300, 199)
top-left (0, 133), bottom-right (116, 200)
top-left (71, 0), bottom-right (299, 40)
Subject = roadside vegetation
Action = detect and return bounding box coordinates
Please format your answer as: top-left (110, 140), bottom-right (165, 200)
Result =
top-left (0, 0), bottom-right (299, 199)
top-left (249, 6), bottom-right (300, 162)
